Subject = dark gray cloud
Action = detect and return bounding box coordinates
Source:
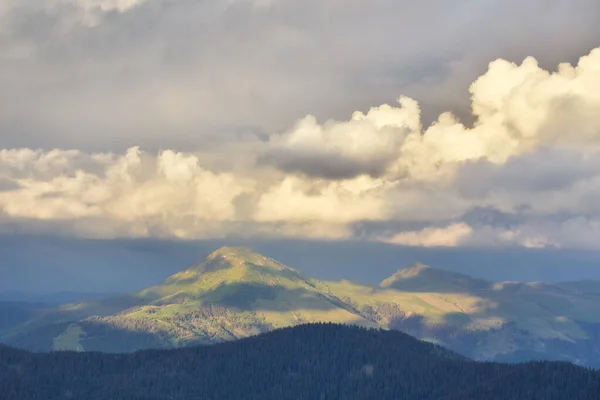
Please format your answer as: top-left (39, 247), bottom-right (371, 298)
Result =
top-left (1, 0), bottom-right (599, 151)
top-left (456, 148), bottom-right (600, 199)
top-left (0, 178), bottom-right (19, 191)
top-left (460, 207), bottom-right (522, 229)
top-left (259, 148), bottom-right (393, 179)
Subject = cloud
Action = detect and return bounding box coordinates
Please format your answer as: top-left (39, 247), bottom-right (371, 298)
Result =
top-left (261, 97), bottom-right (420, 179)
top-left (457, 217), bottom-right (600, 250)
top-left (456, 148), bottom-right (600, 199)
top-left (263, 46), bottom-right (600, 183)
top-left (2, 25), bottom-right (600, 249)
top-left (1, 0), bottom-right (599, 151)
top-left (0, 147), bottom-right (254, 237)
top-left (0, 147), bottom-right (387, 239)
top-left (380, 223), bottom-right (472, 247)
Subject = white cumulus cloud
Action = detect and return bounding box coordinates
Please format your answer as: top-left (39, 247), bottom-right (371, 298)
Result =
top-left (2, 46), bottom-right (600, 249)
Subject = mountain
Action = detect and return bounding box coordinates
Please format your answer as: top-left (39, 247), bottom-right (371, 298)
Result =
top-left (0, 247), bottom-right (376, 352)
top-left (2, 246), bottom-right (600, 366)
top-left (380, 262), bottom-right (491, 292)
top-left (2, 323), bottom-right (599, 400)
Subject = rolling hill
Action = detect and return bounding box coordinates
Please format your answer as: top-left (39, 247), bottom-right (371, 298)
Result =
top-left (2, 323), bottom-right (599, 400)
top-left (2, 246), bottom-right (600, 366)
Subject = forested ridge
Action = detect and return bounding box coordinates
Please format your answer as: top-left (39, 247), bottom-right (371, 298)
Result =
top-left (1, 323), bottom-right (599, 400)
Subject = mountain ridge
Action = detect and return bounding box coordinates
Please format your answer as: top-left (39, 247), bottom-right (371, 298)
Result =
top-left (379, 262), bottom-right (491, 292)
top-left (2, 246), bottom-right (600, 367)
top-left (4, 323), bottom-right (599, 400)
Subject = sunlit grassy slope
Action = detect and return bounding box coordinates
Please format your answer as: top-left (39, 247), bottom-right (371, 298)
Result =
top-left (3, 246), bottom-right (600, 365)
top-left (52, 323), bottom-right (84, 351)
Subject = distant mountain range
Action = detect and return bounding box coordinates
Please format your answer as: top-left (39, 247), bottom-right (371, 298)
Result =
top-left (2, 247), bottom-right (600, 367)
top-left (2, 323), bottom-right (599, 400)
top-left (0, 291), bottom-right (120, 304)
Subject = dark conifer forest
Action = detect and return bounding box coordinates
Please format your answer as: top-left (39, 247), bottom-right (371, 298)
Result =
top-left (1, 323), bottom-right (598, 400)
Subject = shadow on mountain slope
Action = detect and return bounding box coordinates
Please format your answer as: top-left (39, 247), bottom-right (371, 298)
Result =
top-left (203, 282), bottom-right (338, 311)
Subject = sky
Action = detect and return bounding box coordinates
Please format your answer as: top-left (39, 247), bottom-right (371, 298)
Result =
top-left (1, 1), bottom-right (600, 292)
top-left (4, 236), bottom-right (600, 294)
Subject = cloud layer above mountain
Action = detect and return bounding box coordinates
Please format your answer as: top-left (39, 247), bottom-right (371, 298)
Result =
top-left (1, 1), bottom-right (600, 249)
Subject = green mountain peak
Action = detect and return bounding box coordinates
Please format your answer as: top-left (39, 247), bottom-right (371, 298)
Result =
top-left (380, 262), bottom-right (490, 292)
top-left (160, 247), bottom-right (274, 282)
top-left (181, 246), bottom-right (292, 274)
top-left (137, 247), bottom-right (319, 310)
top-left (206, 246), bottom-right (260, 261)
